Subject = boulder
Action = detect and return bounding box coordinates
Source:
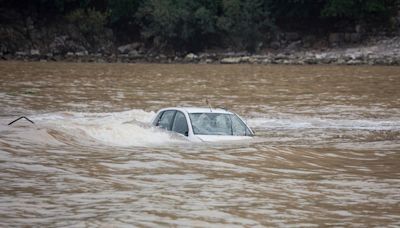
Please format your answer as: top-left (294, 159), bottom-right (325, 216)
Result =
top-left (128, 50), bottom-right (140, 58)
top-left (275, 53), bottom-right (287, 60)
top-left (75, 51), bottom-right (88, 56)
top-left (15, 51), bottom-right (28, 56)
top-left (117, 43), bottom-right (141, 54)
top-left (204, 58), bottom-right (213, 64)
top-left (346, 59), bottom-right (362, 65)
top-left (49, 36), bottom-right (68, 54)
top-left (262, 58), bottom-right (272, 64)
top-left (345, 51), bottom-right (363, 60)
top-left (286, 41), bottom-right (302, 51)
top-left (220, 57), bottom-right (241, 64)
top-left (315, 53), bottom-right (327, 60)
top-left (49, 36), bottom-right (86, 54)
top-left (30, 49), bottom-right (40, 56)
top-left (304, 57), bottom-right (317, 64)
top-left (240, 56), bottom-right (250, 63)
top-left (158, 54), bottom-right (167, 60)
top-left (248, 56), bottom-right (258, 63)
top-left (185, 53), bottom-right (198, 61)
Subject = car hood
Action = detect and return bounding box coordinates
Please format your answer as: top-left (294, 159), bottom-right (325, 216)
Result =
top-left (194, 135), bottom-right (253, 142)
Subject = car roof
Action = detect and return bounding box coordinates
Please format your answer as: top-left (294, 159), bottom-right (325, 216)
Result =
top-left (159, 107), bottom-right (233, 114)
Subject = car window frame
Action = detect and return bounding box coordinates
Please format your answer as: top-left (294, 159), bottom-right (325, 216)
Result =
top-left (156, 110), bottom-right (176, 131)
top-left (171, 111), bottom-right (189, 136)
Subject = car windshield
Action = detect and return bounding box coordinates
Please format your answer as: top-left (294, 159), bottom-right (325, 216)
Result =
top-left (189, 113), bottom-right (252, 136)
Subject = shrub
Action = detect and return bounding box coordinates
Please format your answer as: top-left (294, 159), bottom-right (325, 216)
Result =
top-left (66, 8), bottom-right (108, 36)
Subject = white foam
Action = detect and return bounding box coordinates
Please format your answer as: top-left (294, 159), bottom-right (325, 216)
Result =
top-left (31, 109), bottom-right (187, 147)
top-left (248, 116), bottom-right (400, 131)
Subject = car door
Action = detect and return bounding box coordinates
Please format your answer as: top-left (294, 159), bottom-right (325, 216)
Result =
top-left (171, 111), bottom-right (189, 136)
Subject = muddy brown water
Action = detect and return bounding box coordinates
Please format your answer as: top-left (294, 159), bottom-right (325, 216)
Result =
top-left (0, 61), bottom-right (399, 227)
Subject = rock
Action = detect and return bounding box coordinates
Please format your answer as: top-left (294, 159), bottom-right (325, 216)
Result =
top-left (304, 57), bottom-right (317, 64)
top-left (158, 54), bottom-right (167, 60)
top-left (205, 59), bottom-right (213, 64)
top-left (117, 43), bottom-right (141, 54)
top-left (329, 33), bottom-right (344, 45)
top-left (185, 53), bottom-right (198, 61)
top-left (128, 50), bottom-right (140, 58)
top-left (49, 35), bottom-right (86, 54)
top-left (262, 58), bottom-right (272, 64)
top-left (346, 59), bottom-right (362, 65)
top-left (15, 51), bottom-right (27, 56)
top-left (315, 53), bottom-right (327, 60)
top-left (220, 57), bottom-right (241, 64)
top-left (275, 53), bottom-right (287, 60)
top-left (286, 32), bottom-right (300, 41)
top-left (345, 51), bottom-right (363, 60)
top-left (286, 41), bottom-right (302, 51)
top-left (270, 41), bottom-right (280, 50)
top-left (75, 51), bottom-right (88, 57)
top-left (198, 53), bottom-right (210, 59)
top-left (30, 49), bottom-right (40, 56)
top-left (248, 56), bottom-right (258, 63)
top-left (337, 58), bottom-right (346, 64)
top-left (240, 56), bottom-right (250, 63)
top-left (49, 36), bottom-right (68, 54)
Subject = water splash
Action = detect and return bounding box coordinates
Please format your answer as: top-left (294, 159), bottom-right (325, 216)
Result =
top-left (3, 110), bottom-right (188, 147)
top-left (248, 116), bottom-right (400, 131)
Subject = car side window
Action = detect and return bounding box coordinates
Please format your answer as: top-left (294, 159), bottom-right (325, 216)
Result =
top-left (152, 112), bottom-right (163, 126)
top-left (172, 111), bottom-right (188, 136)
top-left (157, 110), bottom-right (176, 130)
top-left (231, 115), bottom-right (247, 136)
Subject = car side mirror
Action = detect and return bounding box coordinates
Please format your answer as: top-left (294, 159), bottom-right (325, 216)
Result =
top-left (184, 131), bottom-right (189, 137)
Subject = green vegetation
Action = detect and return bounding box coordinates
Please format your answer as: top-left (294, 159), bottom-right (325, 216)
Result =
top-left (322, 0), bottom-right (394, 19)
top-left (1, 0), bottom-right (398, 52)
top-left (66, 8), bottom-right (108, 36)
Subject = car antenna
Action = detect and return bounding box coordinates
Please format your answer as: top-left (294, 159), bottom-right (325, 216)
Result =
top-left (205, 98), bottom-right (212, 112)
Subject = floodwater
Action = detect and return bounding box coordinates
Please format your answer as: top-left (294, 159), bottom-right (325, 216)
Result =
top-left (0, 61), bottom-right (399, 227)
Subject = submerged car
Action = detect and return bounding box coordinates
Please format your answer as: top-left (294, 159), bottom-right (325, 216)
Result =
top-left (151, 107), bottom-right (254, 142)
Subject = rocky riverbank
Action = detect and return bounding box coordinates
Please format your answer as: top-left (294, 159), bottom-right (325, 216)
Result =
top-left (1, 0), bottom-right (400, 66)
top-left (2, 36), bottom-right (400, 65)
